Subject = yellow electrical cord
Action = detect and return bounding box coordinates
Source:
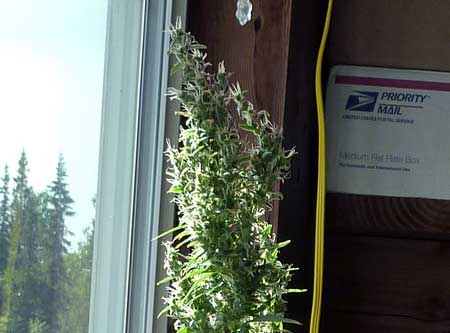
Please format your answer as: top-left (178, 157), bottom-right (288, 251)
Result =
top-left (310, 0), bottom-right (333, 332)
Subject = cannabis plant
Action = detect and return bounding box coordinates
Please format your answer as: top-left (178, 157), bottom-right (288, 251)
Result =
top-left (160, 21), bottom-right (300, 333)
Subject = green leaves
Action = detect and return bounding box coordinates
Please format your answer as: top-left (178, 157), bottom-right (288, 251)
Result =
top-left (160, 23), bottom-right (297, 333)
top-left (277, 240), bottom-right (291, 249)
top-left (252, 315), bottom-right (302, 326)
top-left (168, 185), bottom-right (183, 194)
top-left (239, 124), bottom-right (258, 133)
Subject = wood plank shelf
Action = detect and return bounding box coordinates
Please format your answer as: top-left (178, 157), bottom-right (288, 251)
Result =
top-left (327, 194), bottom-right (450, 238)
top-left (322, 234), bottom-right (450, 332)
top-left (326, 0), bottom-right (450, 72)
top-left (322, 311), bottom-right (450, 333)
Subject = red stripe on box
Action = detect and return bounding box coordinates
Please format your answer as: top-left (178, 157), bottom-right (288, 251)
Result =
top-left (335, 75), bottom-right (450, 92)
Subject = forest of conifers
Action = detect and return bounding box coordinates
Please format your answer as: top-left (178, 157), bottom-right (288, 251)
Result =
top-left (0, 152), bottom-right (93, 333)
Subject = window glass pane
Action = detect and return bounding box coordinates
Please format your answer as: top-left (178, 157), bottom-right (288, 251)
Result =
top-left (0, 1), bottom-right (107, 332)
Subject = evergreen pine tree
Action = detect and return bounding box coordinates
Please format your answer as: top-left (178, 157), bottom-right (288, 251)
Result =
top-left (45, 155), bottom-right (74, 333)
top-left (3, 151), bottom-right (31, 332)
top-left (9, 191), bottom-right (45, 333)
top-left (12, 152), bottom-right (29, 210)
top-left (4, 152), bottom-right (47, 332)
top-left (0, 165), bottom-right (10, 273)
top-left (60, 219), bottom-right (94, 333)
top-left (0, 165), bottom-right (11, 314)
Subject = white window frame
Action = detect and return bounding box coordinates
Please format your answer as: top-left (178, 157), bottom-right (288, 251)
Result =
top-left (89, 1), bottom-right (186, 332)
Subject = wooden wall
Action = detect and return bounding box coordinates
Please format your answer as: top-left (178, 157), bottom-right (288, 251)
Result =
top-left (187, 0), bottom-right (450, 332)
top-left (321, 1), bottom-right (450, 332)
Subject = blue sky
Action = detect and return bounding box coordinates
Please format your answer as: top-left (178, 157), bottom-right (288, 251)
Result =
top-left (0, 0), bottom-right (108, 248)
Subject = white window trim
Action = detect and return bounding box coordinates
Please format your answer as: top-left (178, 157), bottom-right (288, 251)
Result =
top-left (127, 1), bottom-right (186, 333)
top-left (89, 0), bottom-right (186, 332)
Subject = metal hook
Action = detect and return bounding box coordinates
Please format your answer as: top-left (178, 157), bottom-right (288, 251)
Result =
top-left (236, 0), bottom-right (253, 26)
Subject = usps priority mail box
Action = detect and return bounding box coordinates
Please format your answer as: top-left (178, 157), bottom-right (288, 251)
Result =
top-left (326, 65), bottom-right (450, 200)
